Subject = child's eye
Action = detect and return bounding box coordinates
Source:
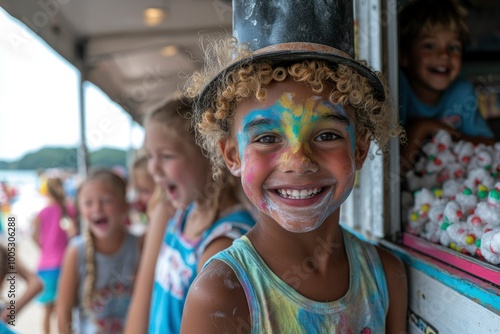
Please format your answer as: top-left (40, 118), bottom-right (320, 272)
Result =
top-left (448, 44), bottom-right (462, 53)
top-left (101, 197), bottom-right (113, 204)
top-left (256, 135), bottom-right (281, 144)
top-left (315, 132), bottom-right (338, 142)
top-left (422, 42), bottom-right (435, 50)
top-left (161, 154), bottom-right (175, 160)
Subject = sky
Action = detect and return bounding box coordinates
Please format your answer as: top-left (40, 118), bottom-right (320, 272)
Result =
top-left (0, 8), bottom-right (145, 162)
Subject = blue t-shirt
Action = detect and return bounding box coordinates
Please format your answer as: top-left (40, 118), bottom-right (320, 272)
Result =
top-left (399, 71), bottom-right (494, 138)
top-left (148, 204), bottom-right (255, 334)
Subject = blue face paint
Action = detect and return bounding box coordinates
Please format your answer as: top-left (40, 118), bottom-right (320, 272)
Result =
top-left (237, 111), bottom-right (282, 159)
top-left (237, 93), bottom-right (355, 160)
top-left (234, 91), bottom-right (358, 234)
top-left (322, 101), bottom-right (356, 153)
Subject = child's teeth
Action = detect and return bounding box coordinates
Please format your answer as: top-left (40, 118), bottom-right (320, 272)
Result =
top-left (278, 188), bottom-right (322, 199)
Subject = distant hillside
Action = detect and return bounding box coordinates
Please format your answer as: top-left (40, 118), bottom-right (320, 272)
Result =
top-left (90, 148), bottom-right (128, 169)
top-left (0, 161), bottom-right (10, 169)
top-left (0, 147), bottom-right (127, 170)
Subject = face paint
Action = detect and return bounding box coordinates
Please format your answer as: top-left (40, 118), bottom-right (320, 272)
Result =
top-left (234, 85), bottom-right (357, 233)
top-left (237, 109), bottom-right (282, 159)
top-left (264, 97), bottom-right (354, 232)
top-left (238, 93), bottom-right (339, 156)
top-left (278, 93), bottom-right (320, 160)
top-left (264, 180), bottom-right (339, 233)
top-left (322, 101), bottom-right (356, 154)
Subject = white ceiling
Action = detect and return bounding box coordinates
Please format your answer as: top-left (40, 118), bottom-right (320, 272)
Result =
top-left (0, 0), bottom-right (232, 122)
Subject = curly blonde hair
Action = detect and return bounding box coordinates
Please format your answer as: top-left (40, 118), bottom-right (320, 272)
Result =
top-left (185, 36), bottom-right (403, 178)
top-left (142, 96), bottom-right (197, 147)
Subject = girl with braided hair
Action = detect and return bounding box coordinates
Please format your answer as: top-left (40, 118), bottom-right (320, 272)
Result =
top-left (124, 97), bottom-right (255, 334)
top-left (57, 169), bottom-right (141, 334)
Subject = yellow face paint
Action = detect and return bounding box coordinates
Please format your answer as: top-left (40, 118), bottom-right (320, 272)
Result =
top-left (238, 92), bottom-right (352, 160)
top-left (235, 88), bottom-right (356, 234)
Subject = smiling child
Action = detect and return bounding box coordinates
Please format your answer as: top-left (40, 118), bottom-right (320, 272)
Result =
top-left (399, 0), bottom-right (496, 171)
top-left (57, 169), bottom-right (141, 334)
top-left (181, 0), bottom-right (407, 332)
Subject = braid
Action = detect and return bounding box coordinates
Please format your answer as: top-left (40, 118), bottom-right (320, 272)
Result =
top-left (74, 168), bottom-right (127, 314)
top-left (83, 226), bottom-right (96, 310)
top-left (47, 177), bottom-right (68, 217)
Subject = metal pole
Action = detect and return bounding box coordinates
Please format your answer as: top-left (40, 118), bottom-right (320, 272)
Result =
top-left (77, 70), bottom-right (89, 178)
top-left (77, 41), bottom-right (89, 179)
top-left (385, 0), bottom-right (401, 239)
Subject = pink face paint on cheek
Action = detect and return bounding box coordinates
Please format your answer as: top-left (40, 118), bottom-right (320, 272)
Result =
top-left (242, 149), bottom-right (256, 183)
top-left (245, 169), bottom-right (255, 184)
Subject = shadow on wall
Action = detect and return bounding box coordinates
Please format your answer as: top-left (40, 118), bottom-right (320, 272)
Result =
top-left (487, 118), bottom-right (500, 139)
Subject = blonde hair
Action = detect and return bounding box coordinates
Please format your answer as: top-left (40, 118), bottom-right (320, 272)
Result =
top-left (46, 177), bottom-right (65, 203)
top-left (185, 36), bottom-right (403, 177)
top-left (130, 153), bottom-right (152, 190)
top-left (46, 177), bottom-right (68, 217)
top-left (131, 154), bottom-right (149, 179)
top-left (76, 169), bottom-right (127, 310)
top-left (399, 0), bottom-right (469, 52)
top-left (143, 97), bottom-right (197, 147)
top-left (144, 95), bottom-right (240, 223)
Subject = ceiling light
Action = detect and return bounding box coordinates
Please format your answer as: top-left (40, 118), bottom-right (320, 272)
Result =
top-left (161, 45), bottom-right (178, 57)
top-left (144, 7), bottom-right (165, 26)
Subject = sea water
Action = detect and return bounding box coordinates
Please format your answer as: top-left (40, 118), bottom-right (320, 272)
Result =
top-left (0, 169), bottom-right (39, 186)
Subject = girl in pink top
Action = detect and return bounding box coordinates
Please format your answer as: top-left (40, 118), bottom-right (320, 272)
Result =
top-left (32, 177), bottom-right (76, 334)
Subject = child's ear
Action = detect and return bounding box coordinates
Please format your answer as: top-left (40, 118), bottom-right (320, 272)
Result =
top-left (219, 139), bottom-right (242, 177)
top-left (355, 135), bottom-right (371, 170)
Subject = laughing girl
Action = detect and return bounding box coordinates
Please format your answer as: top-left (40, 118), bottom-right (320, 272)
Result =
top-left (57, 169), bottom-right (140, 334)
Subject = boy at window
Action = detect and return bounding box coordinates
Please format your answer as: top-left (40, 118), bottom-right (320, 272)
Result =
top-left (399, 0), bottom-right (495, 171)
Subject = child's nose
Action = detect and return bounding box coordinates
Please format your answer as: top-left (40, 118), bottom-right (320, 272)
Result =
top-left (280, 145), bottom-right (319, 175)
top-left (148, 156), bottom-right (162, 175)
top-left (437, 47), bottom-right (450, 58)
top-left (94, 200), bottom-right (105, 212)
top-left (88, 201), bottom-right (103, 215)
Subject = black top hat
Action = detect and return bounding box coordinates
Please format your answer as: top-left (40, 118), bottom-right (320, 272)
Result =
top-left (198, 0), bottom-right (385, 103)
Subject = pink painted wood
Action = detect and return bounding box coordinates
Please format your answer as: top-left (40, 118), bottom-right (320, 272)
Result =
top-left (402, 233), bottom-right (500, 286)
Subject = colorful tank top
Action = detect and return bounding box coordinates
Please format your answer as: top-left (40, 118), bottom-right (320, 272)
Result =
top-left (148, 204), bottom-right (255, 334)
top-left (209, 229), bottom-right (389, 333)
